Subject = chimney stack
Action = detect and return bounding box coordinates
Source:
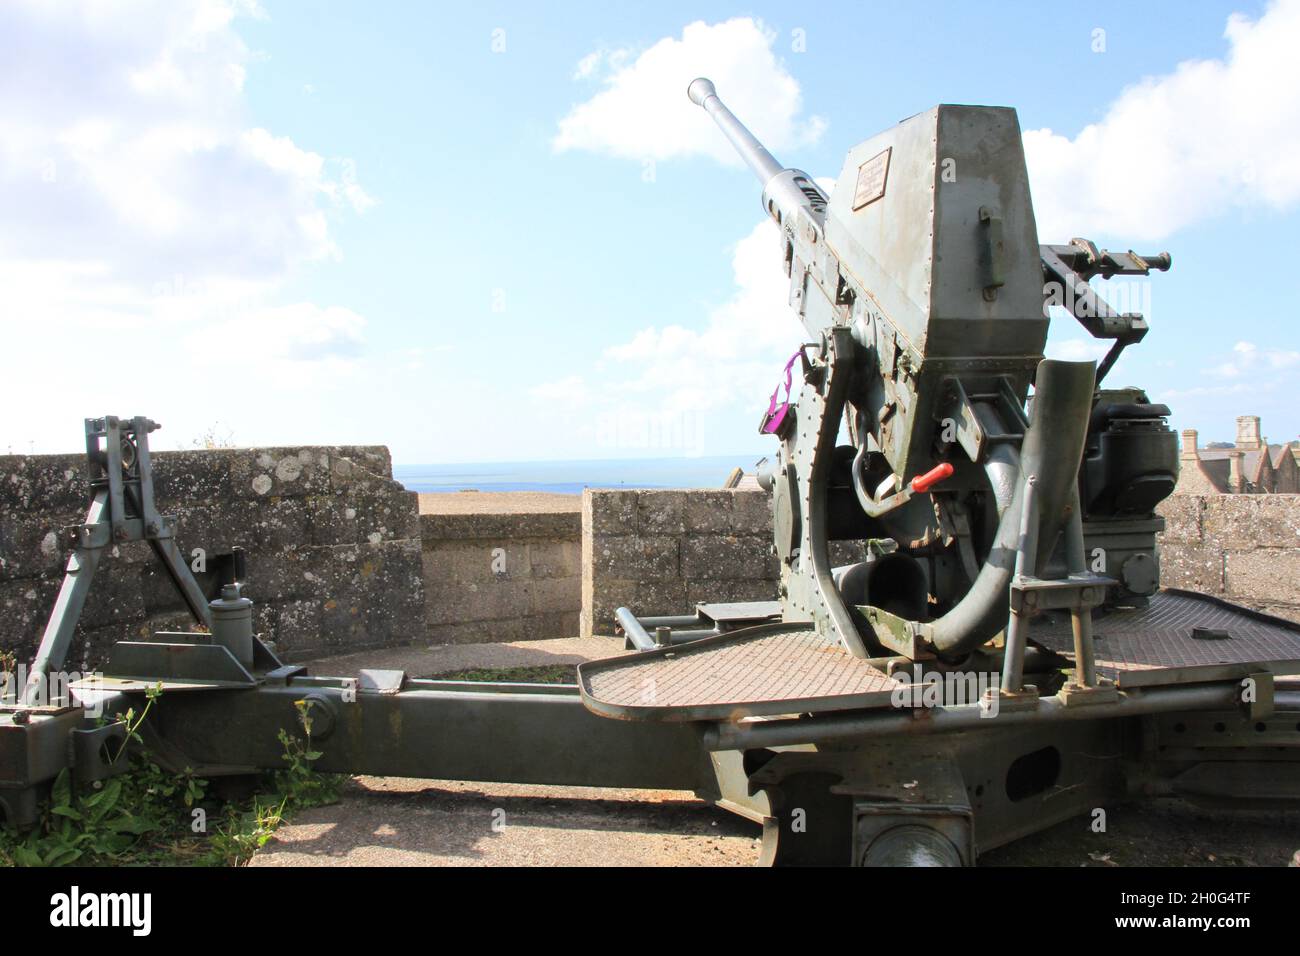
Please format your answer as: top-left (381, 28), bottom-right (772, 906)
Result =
top-left (1236, 415), bottom-right (1262, 450)
top-left (1181, 429), bottom-right (1199, 458)
top-left (1228, 450), bottom-right (1245, 493)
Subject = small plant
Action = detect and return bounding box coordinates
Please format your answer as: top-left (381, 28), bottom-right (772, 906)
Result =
top-left (205, 797), bottom-right (288, 866)
top-left (273, 699), bottom-right (343, 810)
top-left (192, 424), bottom-right (235, 450)
top-left (1, 691), bottom-right (345, 867)
top-left (110, 681), bottom-right (163, 762)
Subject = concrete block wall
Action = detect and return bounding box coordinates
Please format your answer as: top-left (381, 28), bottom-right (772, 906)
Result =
top-left (419, 499), bottom-right (581, 644)
top-left (580, 488), bottom-right (880, 637)
top-left (0, 446), bottom-right (424, 667)
top-left (583, 488), bottom-right (784, 637)
top-left (1157, 494), bottom-right (1300, 623)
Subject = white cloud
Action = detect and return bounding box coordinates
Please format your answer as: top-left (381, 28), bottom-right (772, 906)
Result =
top-left (529, 217), bottom-right (802, 455)
top-left (527, 177), bottom-right (847, 455)
top-left (0, 0), bottom-right (380, 452)
top-left (1024, 0), bottom-right (1300, 242)
top-left (597, 219), bottom-right (797, 411)
top-left (0, 0), bottom-right (373, 281)
top-left (554, 18), bottom-right (825, 165)
top-left (1206, 340), bottom-right (1300, 378)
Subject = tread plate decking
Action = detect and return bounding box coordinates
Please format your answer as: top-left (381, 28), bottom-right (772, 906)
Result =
top-left (1030, 589), bottom-right (1300, 687)
top-left (579, 622), bottom-right (899, 721)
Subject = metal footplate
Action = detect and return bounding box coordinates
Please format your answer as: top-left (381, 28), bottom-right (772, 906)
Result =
top-left (578, 622), bottom-right (901, 722)
top-left (1029, 589), bottom-right (1300, 688)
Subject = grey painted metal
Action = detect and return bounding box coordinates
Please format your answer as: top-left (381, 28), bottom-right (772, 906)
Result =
top-left (209, 584), bottom-right (255, 668)
top-left (686, 80), bottom-right (1113, 666)
top-left (23, 416), bottom-right (213, 704)
top-left (615, 607), bottom-right (719, 651)
top-left (687, 78), bottom-right (827, 230)
top-left (1063, 493), bottom-right (1099, 687)
top-left (704, 684), bottom-right (1298, 751)
top-left (616, 606), bottom-right (659, 651)
top-left (926, 360), bottom-right (1095, 657)
top-left (635, 614), bottom-right (702, 628)
top-left (21, 490), bottom-right (109, 705)
top-left (105, 642), bottom-right (256, 688)
top-left (695, 601), bottom-right (782, 626)
top-left (1000, 476), bottom-right (1039, 692)
top-left (1039, 241), bottom-right (1169, 384)
top-left (772, 328), bottom-right (875, 657)
top-left (1024, 361), bottom-right (1098, 573)
top-left (138, 678), bottom-right (710, 792)
top-left (686, 78), bottom-right (781, 182)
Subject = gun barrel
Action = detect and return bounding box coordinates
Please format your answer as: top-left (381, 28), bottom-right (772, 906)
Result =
top-left (688, 77), bottom-right (826, 227)
top-left (687, 78), bottom-right (783, 184)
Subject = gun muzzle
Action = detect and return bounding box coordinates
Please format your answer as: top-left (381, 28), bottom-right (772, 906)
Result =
top-left (687, 78), bottom-right (783, 183)
top-left (687, 77), bottom-right (827, 227)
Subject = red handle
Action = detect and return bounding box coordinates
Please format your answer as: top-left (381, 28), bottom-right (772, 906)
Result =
top-left (910, 462), bottom-right (954, 494)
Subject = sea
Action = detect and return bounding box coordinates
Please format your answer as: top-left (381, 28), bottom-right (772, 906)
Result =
top-left (393, 454), bottom-right (765, 495)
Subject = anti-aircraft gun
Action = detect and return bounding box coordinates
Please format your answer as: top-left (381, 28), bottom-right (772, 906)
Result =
top-left (3, 83), bottom-right (1300, 868)
top-left (583, 81), bottom-right (1300, 863)
top-left (681, 78), bottom-right (1178, 672)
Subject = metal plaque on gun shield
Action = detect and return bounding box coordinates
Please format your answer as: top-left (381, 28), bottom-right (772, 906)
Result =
top-left (852, 147), bottom-right (891, 210)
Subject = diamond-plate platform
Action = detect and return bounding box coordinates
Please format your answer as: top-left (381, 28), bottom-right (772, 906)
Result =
top-left (1030, 589), bottom-right (1300, 687)
top-left (578, 622), bottom-right (900, 721)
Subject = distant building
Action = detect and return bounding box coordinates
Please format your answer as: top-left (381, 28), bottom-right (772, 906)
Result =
top-left (1176, 415), bottom-right (1300, 494)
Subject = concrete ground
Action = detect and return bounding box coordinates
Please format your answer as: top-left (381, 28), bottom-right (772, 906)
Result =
top-left (252, 637), bottom-right (1300, 867)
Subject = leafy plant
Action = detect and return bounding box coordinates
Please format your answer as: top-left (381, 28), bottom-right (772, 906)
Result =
top-left (4, 766), bottom-right (160, 866)
top-left (205, 797), bottom-right (288, 866)
top-left (0, 691), bottom-right (344, 867)
top-left (273, 699), bottom-right (343, 810)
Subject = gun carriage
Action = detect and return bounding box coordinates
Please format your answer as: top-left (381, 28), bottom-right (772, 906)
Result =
top-left (3, 82), bottom-right (1299, 866)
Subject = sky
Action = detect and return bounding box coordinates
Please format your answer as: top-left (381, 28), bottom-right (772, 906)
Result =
top-left (1, 0), bottom-right (1298, 463)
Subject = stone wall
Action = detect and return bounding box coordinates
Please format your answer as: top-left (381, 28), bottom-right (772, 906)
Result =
top-left (0, 446), bottom-right (424, 667)
top-left (1157, 494), bottom-right (1300, 623)
top-left (14, 456), bottom-right (1293, 664)
top-left (419, 494), bottom-right (581, 644)
top-left (582, 488), bottom-right (1300, 637)
top-left (582, 488), bottom-right (779, 637)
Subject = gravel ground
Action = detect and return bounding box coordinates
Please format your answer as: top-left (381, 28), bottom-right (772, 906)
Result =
top-left (251, 777), bottom-right (760, 867)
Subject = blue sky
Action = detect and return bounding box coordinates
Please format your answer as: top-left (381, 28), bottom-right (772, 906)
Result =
top-left (2, 0), bottom-right (1297, 462)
